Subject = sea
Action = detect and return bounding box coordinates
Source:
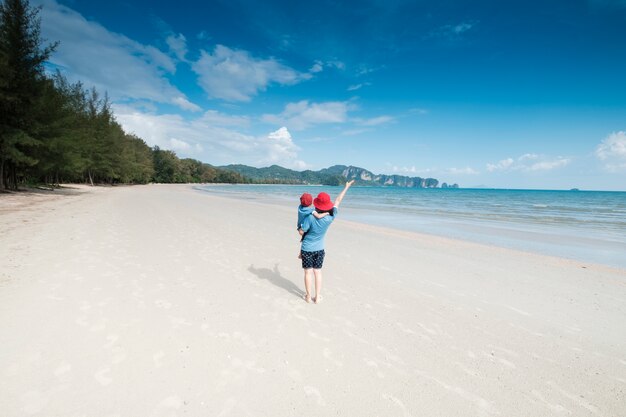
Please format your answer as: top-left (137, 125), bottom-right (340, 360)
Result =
top-left (194, 185), bottom-right (626, 269)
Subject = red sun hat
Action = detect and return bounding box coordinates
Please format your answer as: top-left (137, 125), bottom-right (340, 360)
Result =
top-left (300, 193), bottom-right (313, 206)
top-left (313, 192), bottom-right (334, 211)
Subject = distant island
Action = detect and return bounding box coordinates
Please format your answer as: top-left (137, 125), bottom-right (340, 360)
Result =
top-left (221, 164), bottom-right (459, 188)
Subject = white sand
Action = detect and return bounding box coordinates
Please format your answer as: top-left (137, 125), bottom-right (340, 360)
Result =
top-left (1, 184), bottom-right (625, 417)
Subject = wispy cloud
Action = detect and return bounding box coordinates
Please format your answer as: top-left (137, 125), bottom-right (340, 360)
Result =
top-left (262, 100), bottom-right (351, 130)
top-left (447, 167), bottom-right (479, 175)
top-left (113, 105), bottom-right (307, 169)
top-left (487, 154), bottom-right (570, 172)
top-left (356, 115), bottom-right (394, 126)
top-left (427, 20), bottom-right (478, 40)
top-left (200, 110), bottom-right (250, 127)
top-left (486, 158), bottom-right (514, 172)
top-left (408, 108), bottom-right (429, 115)
top-left (596, 131), bottom-right (626, 171)
top-left (39, 0), bottom-right (200, 112)
top-left (166, 33), bottom-right (188, 62)
top-left (309, 59), bottom-right (346, 74)
top-left (347, 82), bottom-right (371, 91)
top-left (192, 45), bottom-right (311, 102)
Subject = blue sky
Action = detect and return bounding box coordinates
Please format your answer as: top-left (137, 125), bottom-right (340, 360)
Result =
top-left (36, 0), bottom-right (626, 190)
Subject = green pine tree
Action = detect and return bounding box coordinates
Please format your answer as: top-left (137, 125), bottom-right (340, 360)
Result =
top-left (0, 0), bottom-right (57, 190)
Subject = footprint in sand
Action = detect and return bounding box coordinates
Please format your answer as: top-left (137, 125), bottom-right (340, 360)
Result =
top-left (308, 331), bottom-right (330, 342)
top-left (54, 362), bottom-right (72, 377)
top-left (103, 334), bottom-right (119, 349)
top-left (323, 348), bottom-right (343, 367)
top-left (111, 347), bottom-right (127, 364)
top-left (382, 394), bottom-right (411, 417)
top-left (155, 299), bottom-right (172, 309)
top-left (20, 390), bottom-right (48, 415)
top-left (95, 367), bottom-right (112, 386)
top-left (157, 396), bottom-right (182, 409)
top-left (153, 351), bottom-right (165, 368)
top-left (303, 386), bottom-right (326, 406)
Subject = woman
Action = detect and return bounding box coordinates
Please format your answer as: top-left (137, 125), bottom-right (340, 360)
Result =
top-left (299, 180), bottom-right (355, 303)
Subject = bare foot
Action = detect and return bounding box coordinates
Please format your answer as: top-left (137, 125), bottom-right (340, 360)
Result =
top-left (313, 295), bottom-right (322, 304)
top-left (303, 294), bottom-right (311, 303)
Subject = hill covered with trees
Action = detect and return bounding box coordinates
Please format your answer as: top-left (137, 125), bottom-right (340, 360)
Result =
top-left (220, 164), bottom-right (447, 188)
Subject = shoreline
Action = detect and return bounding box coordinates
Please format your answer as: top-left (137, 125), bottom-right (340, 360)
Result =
top-left (2, 183), bottom-right (625, 273)
top-left (1, 184), bottom-right (625, 416)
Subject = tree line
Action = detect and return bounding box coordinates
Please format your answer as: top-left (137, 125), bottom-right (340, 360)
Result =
top-left (0, 0), bottom-right (247, 191)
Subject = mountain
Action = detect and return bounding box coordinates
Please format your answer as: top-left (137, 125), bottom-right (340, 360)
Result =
top-left (220, 164), bottom-right (449, 188)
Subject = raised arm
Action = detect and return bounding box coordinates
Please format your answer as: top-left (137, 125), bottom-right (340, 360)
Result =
top-left (334, 180), bottom-right (355, 208)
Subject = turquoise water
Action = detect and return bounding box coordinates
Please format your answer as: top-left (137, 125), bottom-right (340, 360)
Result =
top-left (195, 185), bottom-right (626, 269)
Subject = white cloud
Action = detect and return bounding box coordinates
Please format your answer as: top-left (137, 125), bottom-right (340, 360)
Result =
top-left (192, 45), bottom-right (311, 101)
top-left (263, 127), bottom-right (308, 169)
top-left (487, 154), bottom-right (570, 172)
top-left (172, 96), bottom-right (202, 112)
top-left (262, 100), bottom-right (350, 130)
top-left (309, 60), bottom-right (324, 73)
top-left (38, 0), bottom-right (199, 111)
top-left (392, 166), bottom-right (418, 173)
top-left (447, 167), bottom-right (479, 175)
top-left (486, 158), bottom-right (514, 172)
top-left (170, 138), bottom-right (191, 151)
top-left (428, 21), bottom-right (478, 40)
top-left (326, 60), bottom-right (346, 70)
top-left (166, 33), bottom-right (188, 62)
top-left (112, 105), bottom-right (307, 169)
top-left (356, 65), bottom-right (383, 76)
top-left (200, 110), bottom-right (250, 127)
top-left (359, 115), bottom-right (394, 126)
top-left (342, 128), bottom-right (371, 136)
top-left (527, 158), bottom-right (570, 171)
top-left (596, 131), bottom-right (626, 171)
top-left (518, 153), bottom-right (540, 161)
top-left (450, 22), bottom-right (475, 34)
top-left (347, 82), bottom-right (371, 91)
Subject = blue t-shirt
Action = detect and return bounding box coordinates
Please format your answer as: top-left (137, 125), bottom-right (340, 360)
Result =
top-left (301, 207), bottom-right (338, 252)
top-left (297, 205), bottom-right (313, 229)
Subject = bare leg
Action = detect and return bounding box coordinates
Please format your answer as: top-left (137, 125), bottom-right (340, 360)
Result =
top-left (313, 268), bottom-right (323, 303)
top-left (303, 268), bottom-right (313, 302)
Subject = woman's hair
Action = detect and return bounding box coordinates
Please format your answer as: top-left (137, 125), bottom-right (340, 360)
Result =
top-left (317, 208), bottom-right (335, 216)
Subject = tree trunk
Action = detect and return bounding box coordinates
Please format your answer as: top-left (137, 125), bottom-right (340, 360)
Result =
top-left (11, 165), bottom-right (18, 190)
top-left (88, 170), bottom-right (94, 186)
top-left (0, 159), bottom-right (4, 191)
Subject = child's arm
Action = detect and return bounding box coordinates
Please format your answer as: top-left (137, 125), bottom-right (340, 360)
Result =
top-left (312, 211), bottom-right (329, 219)
top-left (298, 228), bottom-right (305, 236)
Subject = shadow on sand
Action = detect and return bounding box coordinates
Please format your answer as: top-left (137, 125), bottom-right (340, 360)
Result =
top-left (248, 264), bottom-right (303, 299)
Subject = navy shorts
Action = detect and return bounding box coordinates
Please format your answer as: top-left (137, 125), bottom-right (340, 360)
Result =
top-left (301, 250), bottom-right (325, 269)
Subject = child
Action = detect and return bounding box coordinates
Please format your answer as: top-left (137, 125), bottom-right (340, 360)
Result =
top-left (297, 193), bottom-right (327, 258)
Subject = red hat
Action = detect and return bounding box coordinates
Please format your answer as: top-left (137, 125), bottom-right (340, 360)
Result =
top-left (313, 192), bottom-right (333, 211)
top-left (300, 193), bottom-right (313, 206)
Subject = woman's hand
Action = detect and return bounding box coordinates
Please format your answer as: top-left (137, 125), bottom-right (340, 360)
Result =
top-left (335, 180), bottom-right (355, 208)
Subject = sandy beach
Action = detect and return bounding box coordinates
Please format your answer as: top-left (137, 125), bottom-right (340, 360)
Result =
top-left (1, 184), bottom-right (625, 417)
